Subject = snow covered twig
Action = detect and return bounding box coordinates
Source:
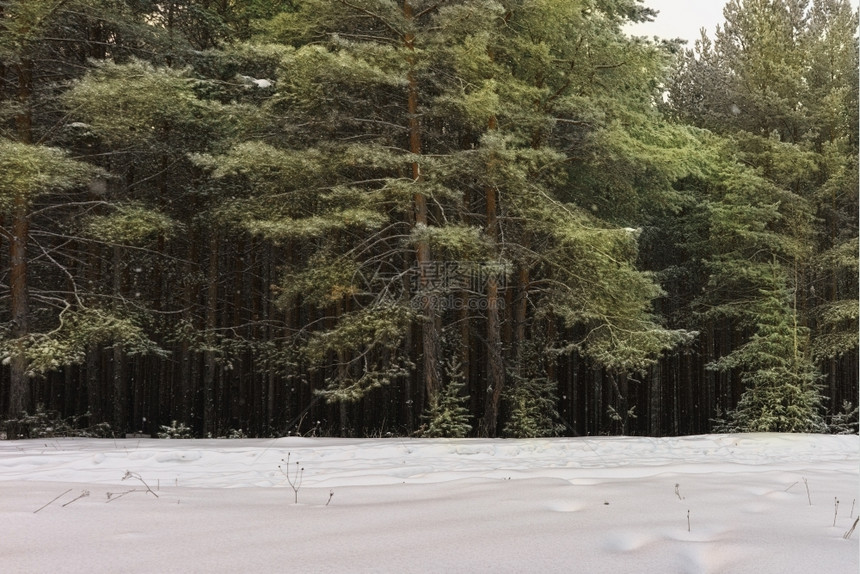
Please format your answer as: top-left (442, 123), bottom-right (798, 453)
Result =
top-left (279, 453), bottom-right (304, 504)
top-left (843, 517), bottom-right (859, 540)
top-left (34, 488), bottom-right (72, 513)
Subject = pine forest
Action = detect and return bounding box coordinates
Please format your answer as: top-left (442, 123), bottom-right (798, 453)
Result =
top-left (0, 0), bottom-right (857, 439)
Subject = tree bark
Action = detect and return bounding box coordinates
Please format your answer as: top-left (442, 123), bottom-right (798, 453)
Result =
top-left (482, 273), bottom-right (504, 436)
top-left (649, 362), bottom-right (661, 436)
top-left (8, 197), bottom-right (30, 418)
top-left (336, 299), bottom-right (350, 436)
top-left (481, 117), bottom-right (505, 437)
top-left (514, 265), bottom-right (529, 373)
top-left (203, 231), bottom-right (219, 436)
top-left (404, 0), bottom-right (441, 406)
top-left (8, 60), bottom-right (34, 419)
top-left (112, 246), bottom-right (127, 431)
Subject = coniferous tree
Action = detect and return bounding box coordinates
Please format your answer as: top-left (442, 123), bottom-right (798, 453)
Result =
top-left (422, 356), bottom-right (472, 438)
top-left (711, 279), bottom-right (825, 432)
top-left (208, 0), bottom-right (694, 436)
top-left (663, 0), bottom-right (858, 432)
top-left (0, 0), bottom-right (175, 422)
top-left (6, 0), bottom-right (852, 437)
top-left (503, 338), bottom-right (563, 438)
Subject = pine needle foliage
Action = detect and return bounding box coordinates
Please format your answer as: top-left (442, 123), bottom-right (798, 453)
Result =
top-left (422, 357), bottom-right (472, 438)
top-left (710, 282), bottom-right (826, 433)
top-left (503, 340), bottom-right (564, 438)
top-left (826, 401), bottom-right (859, 435)
top-left (504, 374), bottom-right (563, 438)
top-left (0, 139), bottom-right (101, 210)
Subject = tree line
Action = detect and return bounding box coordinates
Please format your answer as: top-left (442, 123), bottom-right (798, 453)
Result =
top-left (0, 0), bottom-right (857, 438)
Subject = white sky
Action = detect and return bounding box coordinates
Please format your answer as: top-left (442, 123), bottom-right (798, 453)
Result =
top-left (625, 0), bottom-right (730, 46)
top-left (626, 0), bottom-right (860, 46)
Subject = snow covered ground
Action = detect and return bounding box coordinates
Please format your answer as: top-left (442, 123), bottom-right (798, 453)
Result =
top-left (1, 434), bottom-right (857, 573)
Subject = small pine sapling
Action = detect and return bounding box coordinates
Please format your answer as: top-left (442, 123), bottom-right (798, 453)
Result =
top-left (706, 287), bottom-right (826, 434)
top-left (503, 340), bottom-right (564, 438)
top-left (422, 357), bottom-right (472, 438)
top-left (158, 420), bottom-right (193, 439)
top-left (827, 401), bottom-right (859, 434)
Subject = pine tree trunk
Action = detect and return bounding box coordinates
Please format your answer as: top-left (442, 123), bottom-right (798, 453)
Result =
top-left (8, 60), bottom-right (34, 419)
top-left (482, 274), bottom-right (504, 436)
top-left (336, 299), bottom-right (350, 436)
top-left (86, 345), bottom-right (101, 423)
top-left (649, 362), bottom-right (661, 436)
top-left (404, 0), bottom-right (441, 406)
top-left (8, 201), bottom-right (29, 418)
top-left (179, 233), bottom-right (200, 424)
top-left (112, 246), bottom-right (127, 431)
top-left (514, 265), bottom-right (529, 374)
top-left (262, 242), bottom-right (276, 433)
top-left (83, 182), bottom-right (104, 423)
top-left (203, 232), bottom-right (219, 436)
top-left (403, 321), bottom-right (415, 434)
top-left (480, 117), bottom-right (504, 437)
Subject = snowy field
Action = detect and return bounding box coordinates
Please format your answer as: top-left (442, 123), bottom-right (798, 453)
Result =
top-left (1, 434), bottom-right (857, 573)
